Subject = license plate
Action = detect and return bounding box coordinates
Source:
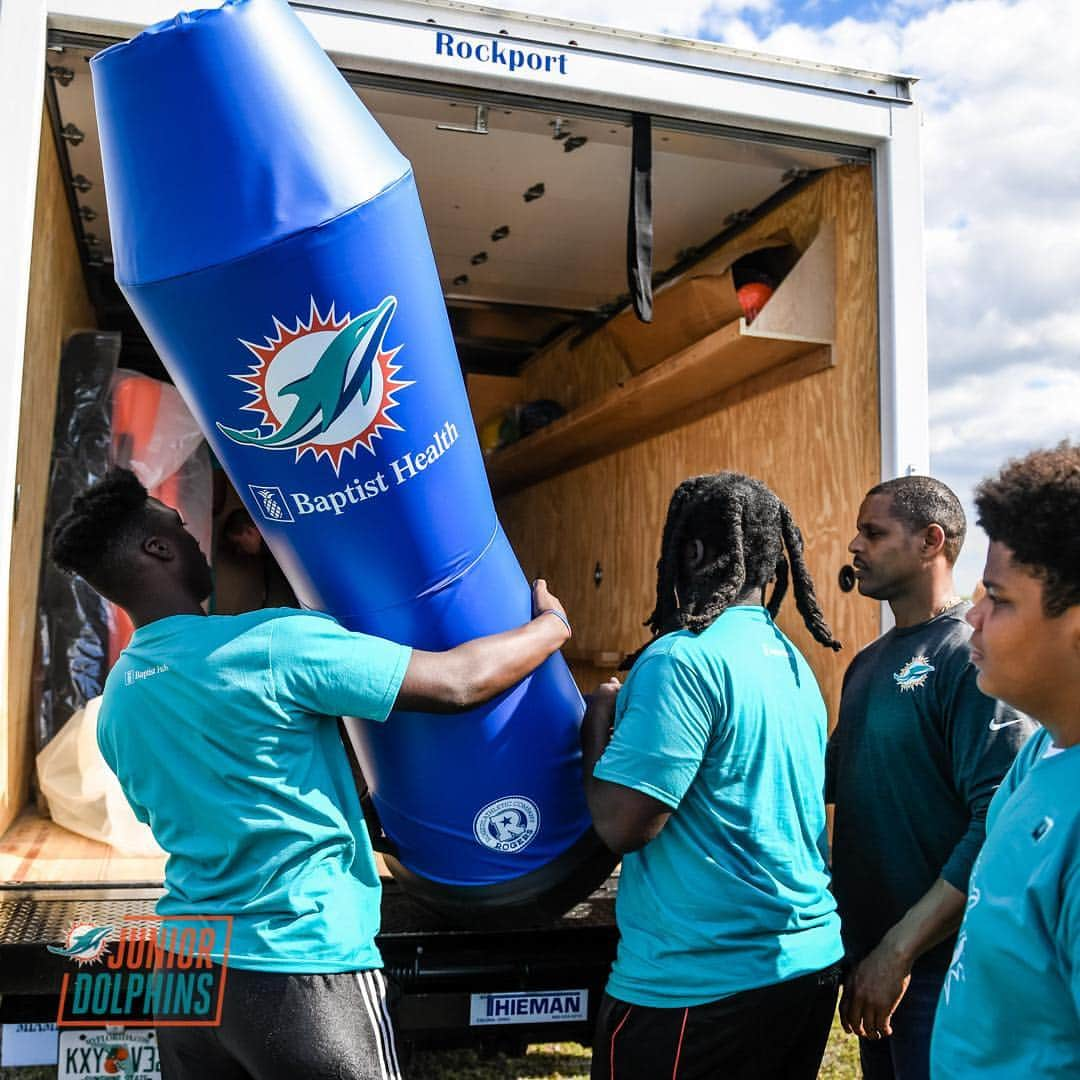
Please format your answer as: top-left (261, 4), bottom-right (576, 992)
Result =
top-left (57, 1029), bottom-right (160, 1078)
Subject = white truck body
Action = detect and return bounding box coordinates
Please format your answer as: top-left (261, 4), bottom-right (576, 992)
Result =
top-left (0, 0), bottom-right (926, 1047)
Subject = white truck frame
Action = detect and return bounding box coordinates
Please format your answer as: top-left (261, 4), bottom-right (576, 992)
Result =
top-left (0, 0), bottom-right (927, 1051)
top-left (0, 2), bottom-right (927, 771)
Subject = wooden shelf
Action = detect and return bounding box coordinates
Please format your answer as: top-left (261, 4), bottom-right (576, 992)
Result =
top-left (488, 319), bottom-right (832, 497)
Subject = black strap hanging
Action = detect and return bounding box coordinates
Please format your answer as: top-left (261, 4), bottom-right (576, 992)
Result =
top-left (627, 113), bottom-right (654, 323)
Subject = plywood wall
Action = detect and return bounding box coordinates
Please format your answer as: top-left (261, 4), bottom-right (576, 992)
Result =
top-left (497, 166), bottom-right (880, 724)
top-left (514, 324), bottom-right (633, 412)
top-left (466, 373), bottom-right (522, 429)
top-left (2, 109), bottom-right (97, 838)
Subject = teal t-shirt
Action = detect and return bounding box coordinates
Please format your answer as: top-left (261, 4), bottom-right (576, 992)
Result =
top-left (594, 606), bottom-right (843, 1007)
top-left (98, 609), bottom-right (411, 972)
top-left (931, 728), bottom-right (1080, 1078)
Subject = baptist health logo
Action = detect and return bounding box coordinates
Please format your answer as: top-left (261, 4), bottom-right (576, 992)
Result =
top-left (125, 664), bottom-right (168, 687)
top-left (217, 296), bottom-right (413, 475)
top-left (473, 796), bottom-right (541, 854)
top-left (248, 485), bottom-right (295, 523)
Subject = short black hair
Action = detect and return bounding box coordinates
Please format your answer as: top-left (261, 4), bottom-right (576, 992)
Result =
top-left (867, 475), bottom-right (966, 564)
top-left (975, 442), bottom-right (1080, 617)
top-left (626, 472), bottom-right (840, 667)
top-left (50, 468), bottom-right (151, 600)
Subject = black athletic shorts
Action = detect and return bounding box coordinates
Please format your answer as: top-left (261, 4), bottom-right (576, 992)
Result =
top-left (155, 966), bottom-right (402, 1080)
top-left (591, 962), bottom-right (842, 1080)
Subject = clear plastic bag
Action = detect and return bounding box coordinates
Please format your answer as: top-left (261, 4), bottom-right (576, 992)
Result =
top-left (36, 696), bottom-right (164, 856)
top-left (110, 369), bottom-right (212, 557)
top-left (107, 371), bottom-right (213, 665)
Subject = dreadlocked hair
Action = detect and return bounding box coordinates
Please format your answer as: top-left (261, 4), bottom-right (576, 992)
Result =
top-left (622, 472), bottom-right (840, 669)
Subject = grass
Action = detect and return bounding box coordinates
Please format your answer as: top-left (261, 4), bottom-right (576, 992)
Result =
top-left (411, 1042), bottom-right (591, 1080)
top-left (408, 1011), bottom-right (860, 1078)
top-left (819, 1013), bottom-right (862, 1080)
top-left (0, 1012), bottom-right (860, 1078)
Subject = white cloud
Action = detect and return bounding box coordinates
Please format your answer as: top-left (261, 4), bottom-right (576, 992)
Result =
top-left (929, 363), bottom-right (1080, 458)
top-left (752, 0), bottom-right (1080, 591)
top-left (928, 358), bottom-right (1078, 590)
top-left (493, 0), bottom-right (774, 39)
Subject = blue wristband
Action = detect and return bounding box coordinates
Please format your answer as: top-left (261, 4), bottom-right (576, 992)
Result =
top-left (540, 608), bottom-right (572, 638)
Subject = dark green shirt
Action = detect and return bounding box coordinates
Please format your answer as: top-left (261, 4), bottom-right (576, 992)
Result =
top-left (826, 602), bottom-right (1034, 972)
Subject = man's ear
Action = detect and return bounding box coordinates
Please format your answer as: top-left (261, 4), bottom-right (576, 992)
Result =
top-left (922, 523), bottom-right (947, 560)
top-left (1063, 604), bottom-right (1080, 659)
top-left (142, 535), bottom-right (174, 562)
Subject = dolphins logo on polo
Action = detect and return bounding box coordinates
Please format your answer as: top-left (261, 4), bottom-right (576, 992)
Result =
top-left (217, 296), bottom-right (413, 474)
top-left (894, 654), bottom-right (935, 692)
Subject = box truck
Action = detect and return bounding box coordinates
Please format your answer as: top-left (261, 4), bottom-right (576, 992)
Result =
top-left (0, 0), bottom-right (928, 1056)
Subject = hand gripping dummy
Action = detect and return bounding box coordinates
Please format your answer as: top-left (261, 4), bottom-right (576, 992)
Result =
top-left (91, 0), bottom-right (613, 923)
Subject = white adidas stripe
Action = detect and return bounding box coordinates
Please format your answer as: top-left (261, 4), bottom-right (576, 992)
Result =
top-left (373, 971), bottom-right (403, 1079)
top-left (356, 970), bottom-right (401, 1080)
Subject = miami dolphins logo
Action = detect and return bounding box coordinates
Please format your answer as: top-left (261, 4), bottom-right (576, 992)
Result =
top-left (894, 654), bottom-right (935, 691)
top-left (216, 295), bottom-right (412, 474)
top-left (47, 920), bottom-right (114, 965)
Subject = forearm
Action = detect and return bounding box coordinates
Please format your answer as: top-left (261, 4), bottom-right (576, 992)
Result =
top-left (842, 877), bottom-right (967, 1037)
top-left (581, 701), bottom-right (611, 785)
top-left (394, 580), bottom-right (571, 713)
top-left (580, 692), bottom-right (626, 851)
top-left (445, 612), bottom-right (568, 708)
top-left (582, 756), bottom-right (620, 851)
top-left (939, 817), bottom-right (986, 896)
top-left (580, 693), bottom-right (671, 854)
top-left (881, 877), bottom-right (966, 965)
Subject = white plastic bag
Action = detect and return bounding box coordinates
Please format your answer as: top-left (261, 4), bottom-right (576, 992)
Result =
top-left (36, 696), bottom-right (164, 857)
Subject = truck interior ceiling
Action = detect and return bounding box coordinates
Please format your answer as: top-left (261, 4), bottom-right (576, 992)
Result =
top-left (46, 36), bottom-right (857, 379)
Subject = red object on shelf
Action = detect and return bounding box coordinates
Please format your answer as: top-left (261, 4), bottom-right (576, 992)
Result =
top-left (737, 281), bottom-right (774, 323)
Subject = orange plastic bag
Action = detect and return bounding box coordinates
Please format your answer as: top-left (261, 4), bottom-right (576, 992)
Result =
top-left (108, 371), bottom-right (211, 665)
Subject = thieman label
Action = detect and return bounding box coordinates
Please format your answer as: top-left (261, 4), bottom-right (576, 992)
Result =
top-left (470, 989), bottom-right (588, 1026)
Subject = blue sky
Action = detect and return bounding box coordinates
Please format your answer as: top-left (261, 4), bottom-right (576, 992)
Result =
top-left (505, 0), bottom-right (1080, 594)
top-left (704, 0), bottom-right (950, 35)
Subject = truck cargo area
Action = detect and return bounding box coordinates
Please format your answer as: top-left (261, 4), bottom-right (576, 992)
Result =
top-left (1, 4), bottom-right (910, 1046)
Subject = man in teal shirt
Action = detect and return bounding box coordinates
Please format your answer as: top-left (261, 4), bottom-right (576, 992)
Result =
top-left (931, 444), bottom-right (1080, 1077)
top-left (582, 473), bottom-right (844, 1080)
top-left (50, 468), bottom-right (572, 1080)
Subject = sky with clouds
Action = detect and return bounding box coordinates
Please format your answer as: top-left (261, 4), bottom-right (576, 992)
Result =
top-left (501, 0), bottom-right (1079, 593)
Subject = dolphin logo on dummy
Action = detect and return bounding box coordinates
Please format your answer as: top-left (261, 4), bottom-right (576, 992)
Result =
top-left (217, 296), bottom-right (398, 451)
